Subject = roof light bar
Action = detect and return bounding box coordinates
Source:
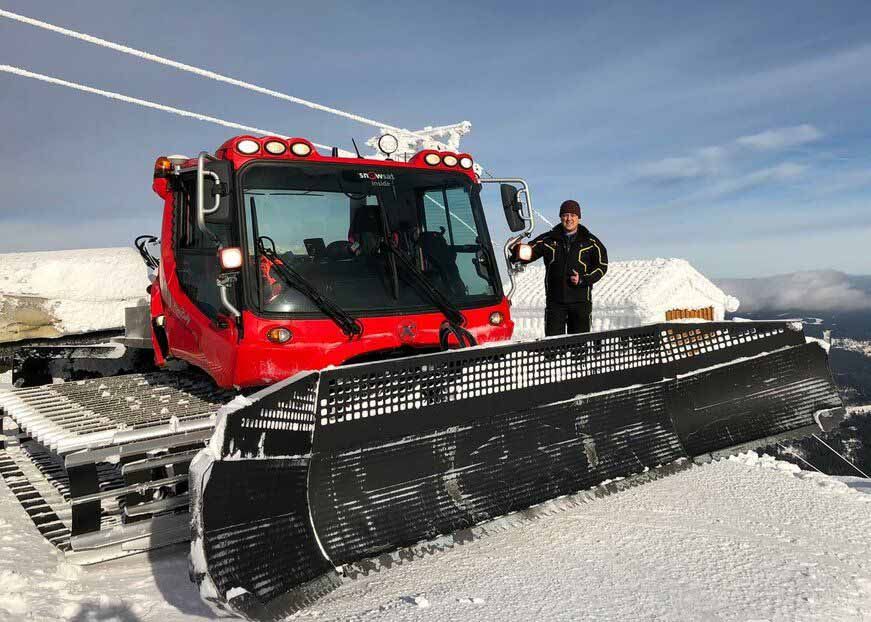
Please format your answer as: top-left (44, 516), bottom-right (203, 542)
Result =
top-left (264, 140), bottom-right (287, 155)
top-left (236, 139), bottom-right (259, 155)
top-left (290, 141), bottom-right (312, 157)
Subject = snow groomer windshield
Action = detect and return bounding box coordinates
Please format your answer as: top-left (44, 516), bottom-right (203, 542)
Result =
top-left (240, 162), bottom-right (501, 315)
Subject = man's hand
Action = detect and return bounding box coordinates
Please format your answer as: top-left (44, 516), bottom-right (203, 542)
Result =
top-left (570, 269), bottom-right (581, 285)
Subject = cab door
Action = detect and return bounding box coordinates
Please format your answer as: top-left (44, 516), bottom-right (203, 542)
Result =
top-left (166, 164), bottom-right (241, 385)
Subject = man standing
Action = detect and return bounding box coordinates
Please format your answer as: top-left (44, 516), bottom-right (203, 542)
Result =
top-left (512, 200), bottom-right (608, 336)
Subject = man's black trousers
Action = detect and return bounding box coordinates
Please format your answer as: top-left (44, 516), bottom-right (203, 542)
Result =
top-left (544, 302), bottom-right (592, 336)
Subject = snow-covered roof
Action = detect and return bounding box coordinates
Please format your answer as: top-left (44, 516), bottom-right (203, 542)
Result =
top-left (512, 258), bottom-right (738, 316)
top-left (0, 248), bottom-right (149, 343)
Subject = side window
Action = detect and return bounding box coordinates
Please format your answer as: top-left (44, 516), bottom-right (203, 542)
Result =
top-left (442, 187), bottom-right (478, 246)
top-left (173, 175), bottom-right (234, 319)
top-left (419, 186), bottom-right (494, 298)
top-left (422, 190), bottom-right (450, 236)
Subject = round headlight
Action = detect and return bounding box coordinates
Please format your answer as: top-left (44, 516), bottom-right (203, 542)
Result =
top-left (266, 327), bottom-right (293, 344)
top-left (443, 154), bottom-right (458, 167)
top-left (459, 156), bottom-right (473, 169)
top-left (377, 133), bottom-right (399, 155)
top-left (236, 139), bottom-right (260, 155)
top-left (264, 140), bottom-right (287, 155)
top-left (290, 142), bottom-right (312, 157)
top-left (424, 153), bottom-right (441, 166)
top-left (489, 311), bottom-right (504, 326)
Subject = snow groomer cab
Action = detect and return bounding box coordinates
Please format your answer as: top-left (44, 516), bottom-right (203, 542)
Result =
top-left (149, 134), bottom-right (535, 388)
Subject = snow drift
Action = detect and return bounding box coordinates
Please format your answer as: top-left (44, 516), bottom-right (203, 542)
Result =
top-left (0, 247), bottom-right (149, 343)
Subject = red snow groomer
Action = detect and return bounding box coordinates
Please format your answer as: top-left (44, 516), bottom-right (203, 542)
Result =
top-left (0, 133), bottom-right (845, 617)
top-left (149, 136), bottom-right (525, 388)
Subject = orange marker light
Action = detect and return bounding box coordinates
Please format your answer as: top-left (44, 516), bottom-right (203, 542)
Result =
top-left (153, 156), bottom-right (173, 178)
top-left (266, 327), bottom-right (293, 344)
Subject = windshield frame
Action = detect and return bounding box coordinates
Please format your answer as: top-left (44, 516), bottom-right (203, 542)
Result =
top-left (234, 159), bottom-right (504, 319)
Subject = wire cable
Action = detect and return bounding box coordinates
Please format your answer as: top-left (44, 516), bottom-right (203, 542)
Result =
top-left (0, 64), bottom-right (351, 153)
top-left (811, 434), bottom-right (870, 479)
top-left (0, 8), bottom-right (449, 148)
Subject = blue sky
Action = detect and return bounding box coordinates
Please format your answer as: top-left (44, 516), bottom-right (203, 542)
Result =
top-left (1, 0), bottom-right (869, 278)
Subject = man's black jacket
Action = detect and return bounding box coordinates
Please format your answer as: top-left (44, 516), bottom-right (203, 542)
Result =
top-left (515, 224), bottom-right (608, 305)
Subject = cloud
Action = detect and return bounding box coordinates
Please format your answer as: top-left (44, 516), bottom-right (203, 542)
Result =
top-left (635, 146), bottom-right (728, 182)
top-left (716, 271), bottom-right (871, 312)
top-left (679, 162), bottom-right (807, 203)
top-left (634, 125), bottom-right (822, 184)
top-left (735, 124), bottom-right (823, 150)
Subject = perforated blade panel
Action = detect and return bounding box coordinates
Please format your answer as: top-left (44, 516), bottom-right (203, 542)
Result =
top-left (193, 322), bottom-right (840, 620)
top-left (310, 382), bottom-right (684, 564)
top-left (668, 343), bottom-right (842, 455)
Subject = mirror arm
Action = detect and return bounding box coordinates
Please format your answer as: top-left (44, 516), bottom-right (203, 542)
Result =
top-left (481, 178), bottom-right (535, 301)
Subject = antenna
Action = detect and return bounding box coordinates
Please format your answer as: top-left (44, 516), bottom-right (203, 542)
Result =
top-left (351, 138), bottom-right (362, 158)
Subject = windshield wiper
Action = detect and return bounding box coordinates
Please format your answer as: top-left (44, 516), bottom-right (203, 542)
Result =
top-left (259, 243), bottom-right (363, 338)
top-left (250, 198), bottom-right (362, 338)
top-left (380, 241), bottom-right (476, 348)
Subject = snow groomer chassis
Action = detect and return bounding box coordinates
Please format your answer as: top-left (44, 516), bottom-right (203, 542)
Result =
top-left (190, 320), bottom-right (844, 620)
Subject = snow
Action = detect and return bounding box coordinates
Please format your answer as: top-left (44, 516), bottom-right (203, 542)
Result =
top-left (2, 438), bottom-right (870, 621)
top-left (0, 248), bottom-right (149, 343)
top-left (511, 258), bottom-right (739, 340)
top-left (1, 248), bottom-right (868, 619)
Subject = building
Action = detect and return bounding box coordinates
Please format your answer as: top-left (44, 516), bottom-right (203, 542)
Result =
top-left (510, 258), bottom-right (739, 340)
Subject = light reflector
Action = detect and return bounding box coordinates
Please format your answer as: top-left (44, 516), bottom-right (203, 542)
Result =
top-left (459, 156), bottom-right (473, 169)
top-left (424, 153), bottom-right (441, 166)
top-left (443, 154), bottom-right (458, 167)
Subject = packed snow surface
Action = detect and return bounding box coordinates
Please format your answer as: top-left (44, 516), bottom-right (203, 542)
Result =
top-left (0, 247), bottom-right (149, 342)
top-left (1, 448), bottom-right (869, 621)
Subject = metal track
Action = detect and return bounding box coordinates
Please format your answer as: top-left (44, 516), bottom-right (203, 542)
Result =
top-left (0, 370), bottom-right (235, 563)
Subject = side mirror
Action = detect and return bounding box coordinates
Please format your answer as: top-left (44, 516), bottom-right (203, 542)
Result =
top-left (500, 184), bottom-right (525, 232)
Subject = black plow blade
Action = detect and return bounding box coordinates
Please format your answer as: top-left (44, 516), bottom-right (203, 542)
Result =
top-left (189, 322), bottom-right (843, 620)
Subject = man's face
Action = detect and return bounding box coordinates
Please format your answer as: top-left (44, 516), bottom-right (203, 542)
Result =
top-left (560, 212), bottom-right (579, 233)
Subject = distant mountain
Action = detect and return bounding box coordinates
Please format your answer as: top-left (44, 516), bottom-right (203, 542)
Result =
top-left (715, 270), bottom-right (871, 341)
top-left (715, 270), bottom-right (871, 313)
top-left (713, 270), bottom-right (871, 406)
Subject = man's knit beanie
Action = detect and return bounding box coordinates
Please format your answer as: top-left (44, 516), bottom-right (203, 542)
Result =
top-left (559, 200), bottom-right (581, 217)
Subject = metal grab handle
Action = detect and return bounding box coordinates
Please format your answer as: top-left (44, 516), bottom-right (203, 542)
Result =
top-left (196, 151), bottom-right (220, 243)
top-left (480, 177), bottom-right (535, 301)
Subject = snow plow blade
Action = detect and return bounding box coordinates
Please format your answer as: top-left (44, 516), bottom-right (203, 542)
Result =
top-left (189, 321), bottom-right (843, 620)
